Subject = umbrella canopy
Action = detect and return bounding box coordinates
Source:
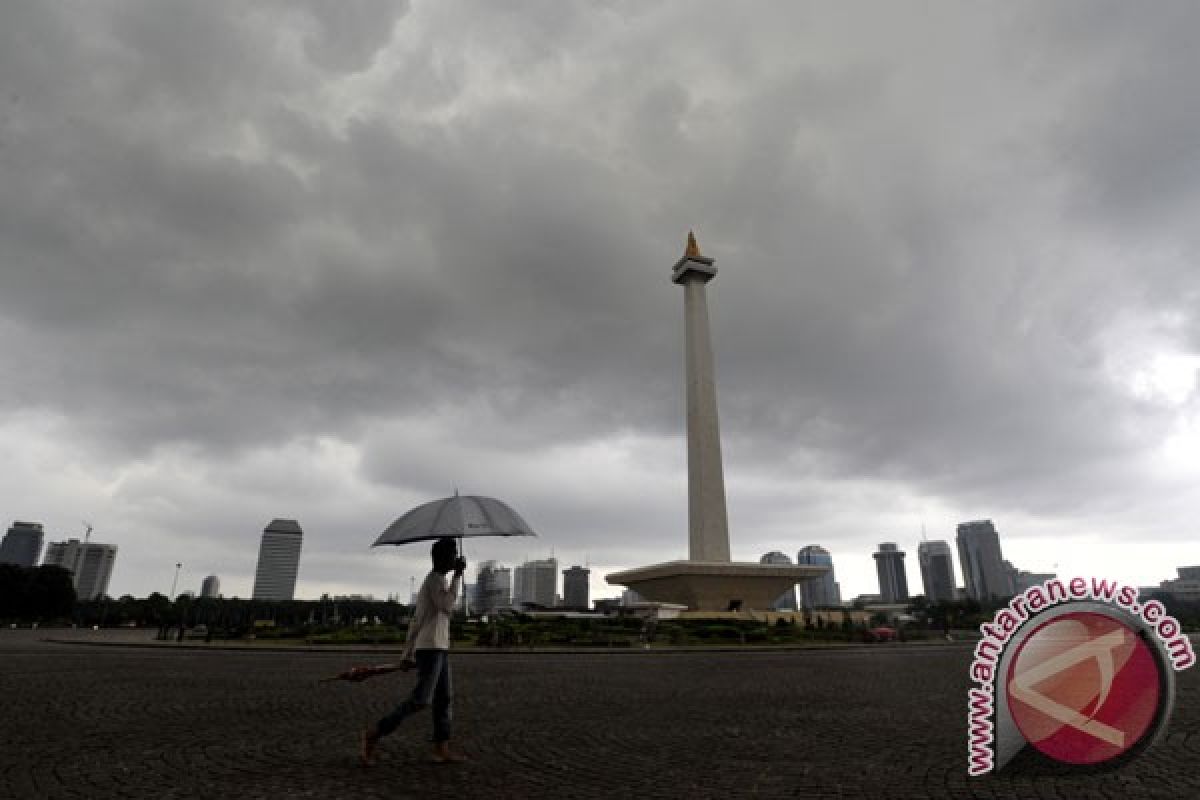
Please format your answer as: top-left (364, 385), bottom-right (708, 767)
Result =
top-left (372, 494), bottom-right (537, 546)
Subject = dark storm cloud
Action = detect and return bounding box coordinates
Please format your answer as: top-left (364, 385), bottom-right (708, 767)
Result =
top-left (1, 2), bottom-right (1198, 597)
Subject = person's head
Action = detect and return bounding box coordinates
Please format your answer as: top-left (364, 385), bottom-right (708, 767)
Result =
top-left (431, 537), bottom-right (458, 573)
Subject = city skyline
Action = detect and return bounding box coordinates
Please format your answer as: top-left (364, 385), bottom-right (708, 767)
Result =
top-left (0, 510), bottom-right (1180, 604)
top-left (3, 4), bottom-right (1199, 602)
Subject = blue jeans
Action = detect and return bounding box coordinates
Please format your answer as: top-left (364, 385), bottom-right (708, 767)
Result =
top-left (376, 649), bottom-right (452, 743)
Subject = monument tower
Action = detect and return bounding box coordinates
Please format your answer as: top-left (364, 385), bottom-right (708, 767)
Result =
top-left (677, 232), bottom-right (731, 562)
top-left (607, 234), bottom-right (825, 610)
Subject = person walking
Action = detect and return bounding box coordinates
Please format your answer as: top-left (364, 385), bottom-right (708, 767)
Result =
top-left (360, 536), bottom-right (467, 766)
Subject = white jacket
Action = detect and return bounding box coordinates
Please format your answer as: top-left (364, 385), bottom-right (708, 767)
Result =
top-left (402, 569), bottom-right (463, 658)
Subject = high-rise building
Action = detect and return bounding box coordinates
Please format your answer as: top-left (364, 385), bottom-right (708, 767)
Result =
top-left (42, 538), bottom-right (118, 600)
top-left (563, 565), bottom-right (591, 609)
top-left (917, 540), bottom-right (956, 604)
top-left (956, 520), bottom-right (1012, 602)
top-left (458, 583), bottom-right (478, 612)
top-left (475, 561), bottom-right (512, 613)
top-left (251, 519), bottom-right (303, 601)
top-left (797, 545), bottom-right (842, 608)
top-left (873, 543), bottom-right (909, 603)
top-left (0, 521), bottom-right (44, 567)
top-left (759, 551), bottom-right (798, 610)
top-left (1013, 570), bottom-right (1056, 593)
top-left (514, 558), bottom-right (558, 608)
top-left (1160, 567), bottom-right (1200, 603)
top-left (200, 575), bottom-right (221, 599)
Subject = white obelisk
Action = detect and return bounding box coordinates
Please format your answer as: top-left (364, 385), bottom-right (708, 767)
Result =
top-left (606, 233), bottom-right (825, 610)
top-left (672, 232), bottom-right (731, 562)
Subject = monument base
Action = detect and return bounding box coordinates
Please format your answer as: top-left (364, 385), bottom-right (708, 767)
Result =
top-left (606, 561), bottom-right (828, 611)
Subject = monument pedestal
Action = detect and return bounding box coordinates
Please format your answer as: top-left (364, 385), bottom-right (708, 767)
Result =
top-left (607, 561), bottom-right (827, 611)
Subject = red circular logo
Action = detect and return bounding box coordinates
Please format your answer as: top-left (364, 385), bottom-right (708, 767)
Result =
top-left (1006, 611), bottom-right (1162, 765)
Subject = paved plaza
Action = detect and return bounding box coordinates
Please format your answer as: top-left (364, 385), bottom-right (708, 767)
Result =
top-left (2, 631), bottom-right (1199, 799)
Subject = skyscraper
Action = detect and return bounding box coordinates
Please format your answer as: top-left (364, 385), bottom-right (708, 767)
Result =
top-left (475, 561), bottom-right (512, 613)
top-left (200, 575), bottom-right (221, 599)
top-left (917, 540), bottom-right (956, 604)
top-left (873, 543), bottom-right (909, 603)
top-left (251, 519), bottom-right (303, 601)
top-left (513, 558), bottom-right (558, 608)
top-left (563, 565), bottom-right (590, 609)
top-left (42, 538), bottom-right (118, 600)
top-left (956, 520), bottom-right (1012, 602)
top-left (797, 545), bottom-right (842, 608)
top-left (759, 551), bottom-right (798, 610)
top-left (0, 521), bottom-right (44, 567)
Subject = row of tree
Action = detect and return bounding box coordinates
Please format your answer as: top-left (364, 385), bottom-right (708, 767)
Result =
top-left (71, 594), bottom-right (413, 632)
top-left (0, 564), bottom-right (75, 621)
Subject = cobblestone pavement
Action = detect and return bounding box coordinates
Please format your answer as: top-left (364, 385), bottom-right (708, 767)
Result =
top-left (2, 631), bottom-right (1198, 799)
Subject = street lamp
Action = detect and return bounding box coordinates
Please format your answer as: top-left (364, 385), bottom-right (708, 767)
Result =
top-left (170, 563), bottom-right (182, 599)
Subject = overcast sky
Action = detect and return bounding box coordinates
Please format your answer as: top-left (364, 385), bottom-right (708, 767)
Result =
top-left (3, 2), bottom-right (1198, 603)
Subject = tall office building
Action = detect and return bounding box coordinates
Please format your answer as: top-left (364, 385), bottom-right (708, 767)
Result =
top-left (514, 558), bottom-right (558, 608)
top-left (200, 575), bottom-right (221, 599)
top-left (1160, 567), bottom-right (1200, 603)
top-left (476, 561), bottom-right (512, 613)
top-left (563, 565), bottom-right (591, 609)
top-left (873, 543), bottom-right (909, 603)
top-left (42, 539), bottom-right (118, 600)
top-left (0, 521), bottom-right (44, 567)
top-left (251, 519), bottom-right (303, 601)
top-left (917, 540), bottom-right (956, 604)
top-left (956, 520), bottom-right (1012, 602)
top-left (797, 545), bottom-right (842, 608)
top-left (759, 551), bottom-right (798, 610)
top-left (1013, 570), bottom-right (1056, 593)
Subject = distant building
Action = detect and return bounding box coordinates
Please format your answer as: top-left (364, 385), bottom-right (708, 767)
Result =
top-left (200, 575), bottom-right (221, 599)
top-left (917, 540), bottom-right (956, 604)
top-left (42, 538), bottom-right (117, 600)
top-left (956, 520), bottom-right (1012, 602)
top-left (1013, 570), bottom-right (1056, 593)
top-left (620, 588), bottom-right (643, 607)
top-left (476, 561), bottom-right (512, 613)
top-left (251, 519), bottom-right (303, 601)
top-left (797, 545), bottom-right (842, 608)
top-left (1160, 567), bottom-right (1200, 603)
top-left (0, 521), bottom-right (44, 567)
top-left (562, 565), bottom-right (590, 609)
top-left (593, 597), bottom-right (622, 615)
top-left (873, 543), bottom-right (909, 603)
top-left (759, 551), bottom-right (798, 610)
top-left (514, 558), bottom-right (558, 608)
top-left (458, 583), bottom-right (478, 612)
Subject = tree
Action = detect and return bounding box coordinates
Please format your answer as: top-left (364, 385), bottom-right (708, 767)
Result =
top-left (0, 565), bottom-right (75, 621)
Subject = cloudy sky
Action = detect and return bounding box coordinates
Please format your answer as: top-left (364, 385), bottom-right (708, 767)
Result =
top-left (3, 1), bottom-right (1198, 603)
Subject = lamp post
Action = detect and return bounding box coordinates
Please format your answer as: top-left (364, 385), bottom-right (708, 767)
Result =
top-left (170, 563), bottom-right (182, 600)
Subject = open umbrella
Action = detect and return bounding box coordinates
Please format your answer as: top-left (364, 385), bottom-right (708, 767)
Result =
top-left (372, 492), bottom-right (537, 614)
top-left (372, 492), bottom-right (538, 546)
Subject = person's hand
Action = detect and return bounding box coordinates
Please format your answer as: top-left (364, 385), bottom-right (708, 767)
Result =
top-left (400, 658), bottom-right (416, 672)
